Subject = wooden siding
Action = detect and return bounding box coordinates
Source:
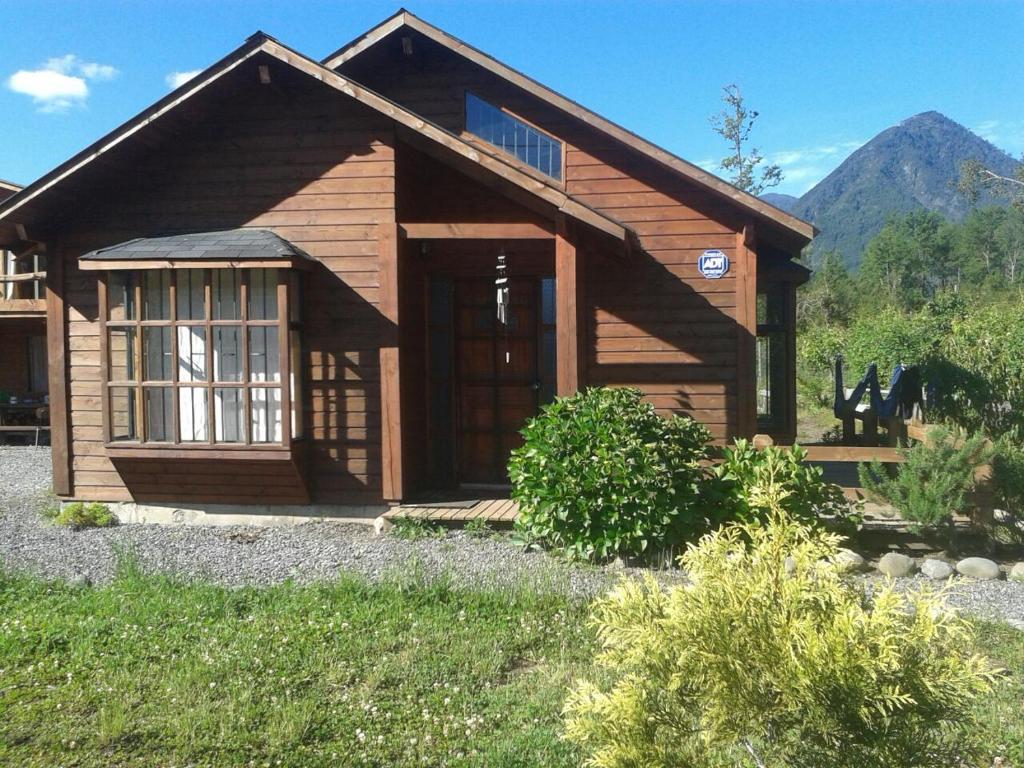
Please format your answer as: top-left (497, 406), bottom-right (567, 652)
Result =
top-left (56, 59), bottom-right (395, 504)
top-left (341, 39), bottom-right (747, 439)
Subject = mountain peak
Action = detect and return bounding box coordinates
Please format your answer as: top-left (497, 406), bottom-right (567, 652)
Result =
top-left (791, 112), bottom-right (1020, 268)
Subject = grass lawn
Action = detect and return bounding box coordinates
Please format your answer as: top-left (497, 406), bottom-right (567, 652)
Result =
top-left (1, 560), bottom-right (1023, 767)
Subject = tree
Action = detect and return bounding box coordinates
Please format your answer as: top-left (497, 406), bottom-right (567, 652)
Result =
top-left (710, 84), bottom-right (783, 195)
top-left (959, 157), bottom-right (1024, 212)
top-left (858, 211), bottom-right (955, 309)
top-left (797, 251), bottom-right (856, 327)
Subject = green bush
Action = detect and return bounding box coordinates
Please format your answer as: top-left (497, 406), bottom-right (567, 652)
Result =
top-left (564, 507), bottom-right (1001, 767)
top-left (510, 387), bottom-right (714, 562)
top-left (390, 516), bottom-right (445, 541)
top-left (992, 434), bottom-right (1024, 543)
top-left (859, 427), bottom-right (992, 547)
top-left (54, 502), bottom-right (116, 530)
top-left (714, 440), bottom-right (855, 529)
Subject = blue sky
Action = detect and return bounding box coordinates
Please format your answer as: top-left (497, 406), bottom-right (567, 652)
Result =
top-left (2, 1), bottom-right (1022, 197)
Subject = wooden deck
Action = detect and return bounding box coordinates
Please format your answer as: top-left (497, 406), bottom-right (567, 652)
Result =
top-left (385, 497), bottom-right (519, 523)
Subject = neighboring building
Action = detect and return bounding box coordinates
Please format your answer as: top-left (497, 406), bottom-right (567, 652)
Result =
top-left (0, 12), bottom-right (813, 511)
top-left (0, 179), bottom-right (48, 410)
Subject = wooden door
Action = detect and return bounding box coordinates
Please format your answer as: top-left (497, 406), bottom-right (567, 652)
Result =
top-left (454, 276), bottom-right (544, 485)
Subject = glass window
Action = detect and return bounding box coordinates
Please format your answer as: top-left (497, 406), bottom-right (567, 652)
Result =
top-left (102, 266), bottom-right (301, 446)
top-left (756, 284), bottom-right (793, 431)
top-left (465, 92), bottom-right (562, 181)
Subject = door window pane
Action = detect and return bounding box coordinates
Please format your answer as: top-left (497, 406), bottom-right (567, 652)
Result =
top-left (214, 388), bottom-right (244, 443)
top-left (143, 327), bottom-right (172, 381)
top-left (142, 270), bottom-right (171, 320)
top-left (247, 268), bottom-right (278, 320)
top-left (108, 328), bottom-right (136, 382)
top-left (248, 326), bottom-right (280, 382)
top-left (176, 269), bottom-right (205, 320)
top-left (110, 387), bottom-right (137, 441)
top-left (251, 387), bottom-right (282, 443)
top-left (213, 269), bottom-right (241, 320)
top-left (179, 387), bottom-right (208, 442)
top-left (108, 273), bottom-right (136, 321)
top-left (177, 326), bottom-right (207, 382)
top-left (144, 387), bottom-right (174, 442)
top-left (212, 326), bottom-right (243, 382)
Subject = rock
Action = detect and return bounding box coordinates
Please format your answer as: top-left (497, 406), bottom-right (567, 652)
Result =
top-left (877, 553), bottom-right (916, 578)
top-left (956, 557), bottom-right (1002, 581)
top-left (1010, 562), bottom-right (1024, 582)
top-left (920, 558), bottom-right (954, 580)
top-left (372, 516), bottom-right (393, 536)
top-left (68, 572), bottom-right (91, 588)
top-left (783, 556), bottom-right (796, 575)
top-left (832, 548), bottom-right (866, 573)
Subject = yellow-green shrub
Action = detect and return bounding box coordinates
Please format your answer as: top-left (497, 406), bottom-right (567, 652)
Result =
top-left (564, 499), bottom-right (1000, 767)
top-left (54, 502), bottom-right (116, 530)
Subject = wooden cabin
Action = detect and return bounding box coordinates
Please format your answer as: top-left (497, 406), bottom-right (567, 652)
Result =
top-left (0, 11), bottom-right (813, 513)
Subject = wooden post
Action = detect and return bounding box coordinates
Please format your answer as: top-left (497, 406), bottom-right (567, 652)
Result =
top-left (734, 225), bottom-right (758, 438)
top-left (378, 221), bottom-right (404, 502)
top-left (555, 215), bottom-right (583, 397)
top-left (45, 244), bottom-right (72, 495)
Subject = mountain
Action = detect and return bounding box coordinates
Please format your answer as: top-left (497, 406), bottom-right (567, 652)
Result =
top-left (787, 111), bottom-right (1021, 268)
top-left (759, 192), bottom-right (799, 214)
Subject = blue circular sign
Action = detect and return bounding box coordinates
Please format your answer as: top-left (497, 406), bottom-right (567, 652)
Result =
top-left (698, 249), bottom-right (730, 279)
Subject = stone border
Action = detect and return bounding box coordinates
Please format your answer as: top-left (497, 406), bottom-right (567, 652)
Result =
top-left (69, 501), bottom-right (387, 529)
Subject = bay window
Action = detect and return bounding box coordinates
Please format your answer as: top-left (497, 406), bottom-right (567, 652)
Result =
top-left (99, 267), bottom-right (303, 449)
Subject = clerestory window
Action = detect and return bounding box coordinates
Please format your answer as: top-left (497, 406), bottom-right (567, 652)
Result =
top-left (465, 92), bottom-right (563, 181)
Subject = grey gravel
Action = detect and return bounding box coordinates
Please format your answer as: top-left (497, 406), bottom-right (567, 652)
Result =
top-left (4, 446), bottom-right (1024, 624)
top-left (0, 447), bottom-right (675, 601)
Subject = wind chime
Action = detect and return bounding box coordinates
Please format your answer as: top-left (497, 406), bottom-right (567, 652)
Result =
top-left (495, 250), bottom-right (511, 365)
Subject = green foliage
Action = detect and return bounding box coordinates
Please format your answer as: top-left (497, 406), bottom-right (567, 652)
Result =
top-left (563, 508), bottom-right (1001, 768)
top-left (991, 435), bottom-right (1024, 542)
top-left (859, 427), bottom-right (993, 545)
top-left (390, 516), bottom-right (446, 541)
top-left (510, 387), bottom-right (714, 563)
top-left (713, 440), bottom-right (854, 528)
top-left (462, 518), bottom-right (494, 539)
top-left (54, 502), bottom-right (116, 530)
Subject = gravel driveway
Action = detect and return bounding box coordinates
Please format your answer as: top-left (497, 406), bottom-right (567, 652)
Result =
top-left (2, 446), bottom-right (1024, 625)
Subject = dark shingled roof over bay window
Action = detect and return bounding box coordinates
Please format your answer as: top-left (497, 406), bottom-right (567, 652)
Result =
top-left (80, 228), bottom-right (315, 265)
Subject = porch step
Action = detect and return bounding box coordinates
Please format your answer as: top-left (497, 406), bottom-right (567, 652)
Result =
top-left (384, 497), bottom-right (519, 523)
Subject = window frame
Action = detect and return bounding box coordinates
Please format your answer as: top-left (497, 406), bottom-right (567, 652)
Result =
top-left (463, 91), bottom-right (566, 185)
top-left (98, 266), bottom-right (304, 457)
top-left (755, 282), bottom-right (796, 436)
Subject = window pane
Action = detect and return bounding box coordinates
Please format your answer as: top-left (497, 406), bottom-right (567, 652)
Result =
top-left (179, 387), bottom-right (208, 442)
top-left (144, 387), bottom-right (173, 442)
top-left (176, 269), bottom-right (205, 321)
top-left (108, 328), bottom-right (136, 382)
top-left (756, 332), bottom-right (786, 423)
top-left (177, 326), bottom-right (207, 382)
top-left (142, 270), bottom-right (171, 320)
top-left (108, 273), bottom-right (135, 321)
top-left (248, 326), bottom-right (280, 382)
top-left (110, 387), bottom-right (137, 441)
top-left (214, 388), bottom-right (244, 443)
top-left (250, 387), bottom-right (282, 443)
top-left (212, 326), bottom-right (243, 382)
top-left (213, 269), bottom-right (241, 320)
top-left (290, 330), bottom-right (303, 439)
top-left (541, 277), bottom-right (555, 325)
top-left (757, 289), bottom-right (786, 326)
top-left (143, 327), bottom-right (172, 381)
top-left (465, 92), bottom-right (563, 181)
top-left (247, 268), bottom-right (278, 320)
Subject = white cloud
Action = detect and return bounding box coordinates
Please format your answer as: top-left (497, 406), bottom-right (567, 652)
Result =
top-left (165, 70), bottom-right (201, 89)
top-left (972, 119), bottom-right (1024, 155)
top-left (769, 140), bottom-right (865, 194)
top-left (6, 54), bottom-right (118, 113)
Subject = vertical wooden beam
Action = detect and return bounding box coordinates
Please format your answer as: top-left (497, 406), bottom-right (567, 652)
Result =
top-left (555, 214), bottom-right (583, 397)
top-left (379, 221), bottom-right (404, 502)
top-left (734, 224), bottom-right (758, 439)
top-left (45, 244), bottom-right (72, 495)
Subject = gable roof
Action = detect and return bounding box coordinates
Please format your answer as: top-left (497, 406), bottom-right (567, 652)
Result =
top-left (0, 33), bottom-right (628, 246)
top-left (324, 9), bottom-right (815, 248)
